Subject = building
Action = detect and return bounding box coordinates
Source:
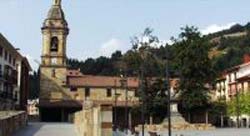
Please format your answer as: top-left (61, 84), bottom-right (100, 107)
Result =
top-left (38, 0), bottom-right (140, 123)
top-left (27, 99), bottom-right (39, 116)
top-left (38, 2), bottom-right (181, 131)
top-left (215, 54), bottom-right (250, 101)
top-left (214, 54), bottom-right (250, 127)
top-left (0, 33), bottom-right (32, 111)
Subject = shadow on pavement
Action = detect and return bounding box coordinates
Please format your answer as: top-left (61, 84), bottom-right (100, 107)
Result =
top-left (12, 122), bottom-right (44, 136)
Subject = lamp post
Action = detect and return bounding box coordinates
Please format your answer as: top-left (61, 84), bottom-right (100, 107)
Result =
top-left (114, 92), bottom-right (121, 131)
top-left (138, 62), bottom-right (146, 136)
top-left (165, 47), bottom-right (172, 136)
top-left (235, 73), bottom-right (240, 128)
top-left (114, 79), bottom-right (121, 131)
top-left (120, 74), bottom-right (128, 133)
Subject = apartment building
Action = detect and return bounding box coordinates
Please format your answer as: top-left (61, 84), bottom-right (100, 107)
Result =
top-left (0, 33), bottom-right (31, 110)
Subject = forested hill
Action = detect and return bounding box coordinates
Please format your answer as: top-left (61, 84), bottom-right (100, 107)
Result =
top-left (67, 23), bottom-right (250, 76)
top-left (209, 22), bottom-right (250, 72)
top-left (207, 22), bottom-right (250, 39)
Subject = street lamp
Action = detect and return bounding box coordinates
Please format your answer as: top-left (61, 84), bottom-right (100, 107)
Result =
top-left (165, 47), bottom-right (172, 136)
top-left (114, 92), bottom-right (121, 131)
top-left (138, 64), bottom-right (146, 136)
top-left (120, 74), bottom-right (128, 133)
top-left (235, 73), bottom-right (240, 128)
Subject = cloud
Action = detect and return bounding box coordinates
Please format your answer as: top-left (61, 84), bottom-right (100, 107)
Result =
top-left (25, 54), bottom-right (39, 72)
top-left (98, 38), bottom-right (125, 57)
top-left (201, 22), bottom-right (237, 35)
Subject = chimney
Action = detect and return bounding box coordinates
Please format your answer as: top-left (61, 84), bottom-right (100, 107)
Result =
top-left (243, 54), bottom-right (250, 63)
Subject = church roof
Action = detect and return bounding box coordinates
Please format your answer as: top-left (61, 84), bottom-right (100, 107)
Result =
top-left (66, 69), bottom-right (179, 89)
top-left (47, 5), bottom-right (65, 20)
top-left (67, 75), bottom-right (139, 88)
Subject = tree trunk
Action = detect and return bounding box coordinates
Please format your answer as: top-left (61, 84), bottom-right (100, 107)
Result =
top-left (205, 110), bottom-right (208, 124)
top-left (188, 112), bottom-right (191, 122)
top-left (150, 115), bottom-right (153, 125)
top-left (220, 113), bottom-right (224, 127)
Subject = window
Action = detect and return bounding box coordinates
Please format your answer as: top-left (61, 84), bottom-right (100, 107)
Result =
top-left (9, 54), bottom-right (12, 64)
top-left (51, 69), bottom-right (56, 77)
top-left (106, 88), bottom-right (112, 97)
top-left (4, 50), bottom-right (8, 60)
top-left (234, 72), bottom-right (237, 81)
top-left (13, 58), bottom-right (16, 66)
top-left (70, 87), bottom-right (78, 92)
top-left (50, 37), bottom-right (59, 52)
top-left (135, 89), bottom-right (139, 97)
top-left (0, 46), bottom-right (2, 57)
top-left (0, 65), bottom-right (2, 77)
top-left (85, 87), bottom-right (90, 97)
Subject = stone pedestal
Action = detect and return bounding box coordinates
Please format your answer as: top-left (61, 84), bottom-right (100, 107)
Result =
top-left (163, 102), bottom-right (188, 125)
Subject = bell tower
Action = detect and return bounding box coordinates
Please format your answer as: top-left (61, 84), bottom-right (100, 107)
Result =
top-left (41, 0), bottom-right (68, 67)
top-left (40, 0), bottom-right (68, 100)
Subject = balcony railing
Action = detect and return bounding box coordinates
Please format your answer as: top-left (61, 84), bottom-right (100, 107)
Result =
top-left (0, 91), bottom-right (17, 101)
top-left (3, 71), bottom-right (18, 84)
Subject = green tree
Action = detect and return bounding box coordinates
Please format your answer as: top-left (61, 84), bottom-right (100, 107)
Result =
top-left (128, 28), bottom-right (169, 123)
top-left (227, 91), bottom-right (250, 116)
top-left (174, 26), bottom-right (215, 117)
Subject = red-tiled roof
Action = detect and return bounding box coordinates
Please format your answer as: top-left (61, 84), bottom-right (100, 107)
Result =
top-left (67, 75), bottom-right (139, 88)
top-left (236, 74), bottom-right (250, 81)
top-left (66, 69), bottom-right (179, 88)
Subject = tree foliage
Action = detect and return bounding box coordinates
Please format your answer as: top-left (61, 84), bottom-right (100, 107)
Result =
top-left (227, 91), bottom-right (250, 116)
top-left (173, 26), bottom-right (215, 111)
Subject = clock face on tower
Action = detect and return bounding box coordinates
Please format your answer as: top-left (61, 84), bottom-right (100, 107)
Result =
top-left (51, 58), bottom-right (57, 65)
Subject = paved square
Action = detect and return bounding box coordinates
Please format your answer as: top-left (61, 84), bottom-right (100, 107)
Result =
top-left (157, 129), bottom-right (250, 136)
top-left (13, 122), bottom-right (77, 136)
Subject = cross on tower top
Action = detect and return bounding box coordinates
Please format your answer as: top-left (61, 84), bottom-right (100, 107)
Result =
top-left (53, 0), bottom-right (61, 6)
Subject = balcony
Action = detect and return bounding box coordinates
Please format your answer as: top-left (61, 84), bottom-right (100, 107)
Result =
top-left (3, 70), bottom-right (18, 85)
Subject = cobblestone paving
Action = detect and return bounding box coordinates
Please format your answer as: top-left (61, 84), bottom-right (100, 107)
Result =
top-left (13, 122), bottom-right (77, 136)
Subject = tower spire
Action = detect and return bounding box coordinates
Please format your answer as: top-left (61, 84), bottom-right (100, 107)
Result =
top-left (53, 0), bottom-right (61, 6)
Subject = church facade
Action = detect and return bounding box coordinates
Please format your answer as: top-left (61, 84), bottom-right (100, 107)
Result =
top-left (39, 0), bottom-right (140, 124)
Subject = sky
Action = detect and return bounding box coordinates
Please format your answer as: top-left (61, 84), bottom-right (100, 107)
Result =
top-left (0, 0), bottom-right (250, 71)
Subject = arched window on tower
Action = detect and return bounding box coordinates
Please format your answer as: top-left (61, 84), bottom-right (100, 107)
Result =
top-left (50, 37), bottom-right (58, 52)
top-left (51, 69), bottom-right (56, 77)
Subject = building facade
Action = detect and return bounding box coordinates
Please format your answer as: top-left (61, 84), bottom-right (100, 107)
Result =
top-left (0, 33), bottom-right (31, 111)
top-left (27, 99), bottom-right (39, 116)
top-left (214, 54), bottom-right (250, 127)
top-left (215, 54), bottom-right (250, 101)
top-left (38, 0), bottom-right (140, 123)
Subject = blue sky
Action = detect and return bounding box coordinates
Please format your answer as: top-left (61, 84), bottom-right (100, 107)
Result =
top-left (0, 0), bottom-right (250, 70)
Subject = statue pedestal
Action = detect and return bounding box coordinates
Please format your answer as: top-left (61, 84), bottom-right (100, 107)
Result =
top-left (163, 102), bottom-right (188, 125)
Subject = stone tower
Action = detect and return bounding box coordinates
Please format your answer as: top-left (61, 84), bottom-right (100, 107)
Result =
top-left (39, 0), bottom-right (74, 122)
top-left (41, 0), bottom-right (68, 67)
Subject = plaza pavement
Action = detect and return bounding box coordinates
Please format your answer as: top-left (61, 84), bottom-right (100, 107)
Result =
top-left (13, 122), bottom-right (77, 136)
top-left (12, 123), bottom-right (250, 136)
top-left (115, 129), bottom-right (250, 136)
top-left (140, 128), bottom-right (250, 136)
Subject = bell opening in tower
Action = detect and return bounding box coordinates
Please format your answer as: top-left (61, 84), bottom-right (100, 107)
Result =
top-left (50, 37), bottom-right (59, 52)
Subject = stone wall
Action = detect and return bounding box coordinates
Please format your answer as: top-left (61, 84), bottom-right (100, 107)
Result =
top-left (0, 111), bottom-right (27, 136)
top-left (74, 102), bottom-right (112, 136)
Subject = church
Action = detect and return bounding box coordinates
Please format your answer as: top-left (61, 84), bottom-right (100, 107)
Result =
top-left (38, 0), bottom-right (140, 128)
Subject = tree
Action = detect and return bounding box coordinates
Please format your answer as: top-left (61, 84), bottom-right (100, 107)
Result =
top-left (29, 70), bottom-right (40, 99)
top-left (174, 26), bottom-right (215, 117)
top-left (227, 91), bottom-right (250, 116)
top-left (128, 28), bottom-right (169, 125)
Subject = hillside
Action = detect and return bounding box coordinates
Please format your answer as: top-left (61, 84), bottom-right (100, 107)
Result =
top-left (67, 23), bottom-right (250, 76)
top-left (207, 22), bottom-right (250, 72)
